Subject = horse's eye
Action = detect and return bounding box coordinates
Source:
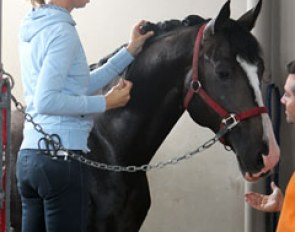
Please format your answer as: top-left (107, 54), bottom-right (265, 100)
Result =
top-left (217, 71), bottom-right (230, 79)
top-left (215, 63), bottom-right (231, 80)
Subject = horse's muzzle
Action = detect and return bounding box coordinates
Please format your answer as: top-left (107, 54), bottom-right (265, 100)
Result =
top-left (245, 116), bottom-right (280, 182)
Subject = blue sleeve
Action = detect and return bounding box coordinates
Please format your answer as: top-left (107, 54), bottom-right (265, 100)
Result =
top-left (33, 26), bottom-right (107, 115)
top-left (87, 47), bottom-right (134, 95)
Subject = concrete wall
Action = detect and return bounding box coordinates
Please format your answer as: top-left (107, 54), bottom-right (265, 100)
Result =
top-left (5, 0), bottom-right (293, 232)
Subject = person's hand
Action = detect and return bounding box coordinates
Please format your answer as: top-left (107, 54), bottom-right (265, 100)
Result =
top-left (105, 79), bottom-right (133, 110)
top-left (127, 20), bottom-right (154, 56)
top-left (244, 181), bottom-right (284, 212)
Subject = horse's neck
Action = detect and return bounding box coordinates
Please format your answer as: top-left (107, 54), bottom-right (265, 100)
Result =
top-left (90, 27), bottom-right (197, 164)
top-left (90, 70), bottom-right (186, 164)
top-left (91, 89), bottom-right (184, 164)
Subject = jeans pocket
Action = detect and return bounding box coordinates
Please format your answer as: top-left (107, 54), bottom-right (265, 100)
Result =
top-left (40, 158), bottom-right (72, 198)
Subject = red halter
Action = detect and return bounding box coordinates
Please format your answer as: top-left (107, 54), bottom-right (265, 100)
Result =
top-left (183, 23), bottom-right (267, 132)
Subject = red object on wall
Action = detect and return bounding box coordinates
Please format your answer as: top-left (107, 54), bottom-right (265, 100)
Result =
top-left (0, 168), bottom-right (6, 232)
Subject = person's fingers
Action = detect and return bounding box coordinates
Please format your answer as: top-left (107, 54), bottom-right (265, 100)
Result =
top-left (245, 192), bottom-right (261, 198)
top-left (141, 30), bottom-right (154, 39)
top-left (134, 20), bottom-right (154, 38)
top-left (245, 193), bottom-right (264, 205)
top-left (117, 79), bottom-right (124, 88)
top-left (113, 79), bottom-right (125, 90)
top-left (130, 20), bottom-right (145, 36)
top-left (245, 193), bottom-right (256, 202)
top-left (135, 20), bottom-right (146, 30)
top-left (122, 80), bottom-right (133, 91)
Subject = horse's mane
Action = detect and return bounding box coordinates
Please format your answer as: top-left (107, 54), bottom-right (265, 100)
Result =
top-left (140, 16), bottom-right (262, 66)
top-left (90, 15), bottom-right (262, 73)
top-left (140, 15), bottom-right (205, 37)
top-left (89, 15), bottom-right (206, 71)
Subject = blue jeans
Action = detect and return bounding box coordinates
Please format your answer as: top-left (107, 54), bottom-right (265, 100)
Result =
top-left (16, 149), bottom-right (89, 232)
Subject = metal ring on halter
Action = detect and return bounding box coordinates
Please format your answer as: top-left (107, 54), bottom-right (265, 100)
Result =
top-left (191, 80), bottom-right (202, 93)
top-left (222, 113), bottom-right (239, 130)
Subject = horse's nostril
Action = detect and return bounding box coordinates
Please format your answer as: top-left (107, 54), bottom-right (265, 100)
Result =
top-left (257, 156), bottom-right (264, 167)
top-left (261, 142), bottom-right (269, 155)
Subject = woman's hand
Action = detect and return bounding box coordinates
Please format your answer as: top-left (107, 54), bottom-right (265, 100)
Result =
top-left (244, 181), bottom-right (284, 212)
top-left (105, 79), bottom-right (133, 110)
top-left (127, 20), bottom-right (154, 56)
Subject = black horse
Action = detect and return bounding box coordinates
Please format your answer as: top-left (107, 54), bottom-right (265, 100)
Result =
top-left (10, 0), bottom-right (280, 231)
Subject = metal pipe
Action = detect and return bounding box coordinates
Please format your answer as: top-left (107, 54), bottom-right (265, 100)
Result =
top-left (5, 82), bottom-right (11, 232)
top-left (0, 0), bottom-right (2, 71)
top-left (0, 1), bottom-right (12, 231)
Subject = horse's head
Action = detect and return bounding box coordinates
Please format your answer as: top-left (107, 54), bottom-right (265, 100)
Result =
top-left (185, 0), bottom-right (280, 182)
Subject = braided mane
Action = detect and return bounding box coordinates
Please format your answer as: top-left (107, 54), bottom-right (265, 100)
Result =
top-left (90, 15), bottom-right (205, 70)
top-left (140, 15), bottom-right (206, 36)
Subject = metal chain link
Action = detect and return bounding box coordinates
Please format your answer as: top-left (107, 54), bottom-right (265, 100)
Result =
top-left (5, 71), bottom-right (233, 172)
top-left (65, 127), bottom-right (229, 172)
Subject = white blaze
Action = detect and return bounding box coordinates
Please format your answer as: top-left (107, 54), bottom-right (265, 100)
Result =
top-left (236, 56), bottom-right (268, 140)
top-left (237, 56), bottom-right (263, 106)
top-left (236, 56), bottom-right (280, 177)
top-left (237, 56), bottom-right (269, 141)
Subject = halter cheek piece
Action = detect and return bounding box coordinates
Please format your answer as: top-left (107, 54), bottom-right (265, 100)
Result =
top-left (183, 23), bottom-right (267, 144)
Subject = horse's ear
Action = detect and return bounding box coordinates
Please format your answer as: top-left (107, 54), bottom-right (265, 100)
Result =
top-left (237, 0), bottom-right (262, 31)
top-left (214, 0), bottom-right (231, 31)
top-left (204, 0), bottom-right (231, 38)
top-left (203, 19), bottom-right (215, 39)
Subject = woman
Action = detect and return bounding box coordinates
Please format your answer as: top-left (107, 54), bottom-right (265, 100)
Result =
top-left (16, 0), bottom-right (154, 231)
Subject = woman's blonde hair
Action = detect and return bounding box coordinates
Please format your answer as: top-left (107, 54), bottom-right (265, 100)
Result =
top-left (31, 0), bottom-right (46, 6)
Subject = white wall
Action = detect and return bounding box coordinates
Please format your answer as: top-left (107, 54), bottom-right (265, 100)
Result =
top-left (3, 1), bottom-right (256, 232)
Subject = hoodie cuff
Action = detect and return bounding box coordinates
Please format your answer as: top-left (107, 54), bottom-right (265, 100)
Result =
top-left (108, 47), bottom-right (134, 71)
top-left (85, 95), bottom-right (106, 113)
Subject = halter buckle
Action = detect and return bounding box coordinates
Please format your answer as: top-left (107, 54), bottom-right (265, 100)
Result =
top-left (191, 80), bottom-right (202, 93)
top-left (222, 113), bottom-right (239, 130)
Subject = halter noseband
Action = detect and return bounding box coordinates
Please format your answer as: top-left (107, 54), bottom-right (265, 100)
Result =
top-left (183, 23), bottom-right (267, 138)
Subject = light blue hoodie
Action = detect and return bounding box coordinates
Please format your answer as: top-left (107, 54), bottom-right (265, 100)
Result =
top-left (19, 4), bottom-right (134, 151)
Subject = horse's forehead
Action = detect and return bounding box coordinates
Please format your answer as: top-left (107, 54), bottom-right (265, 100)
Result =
top-left (203, 36), bottom-right (232, 60)
top-left (203, 26), bottom-right (259, 63)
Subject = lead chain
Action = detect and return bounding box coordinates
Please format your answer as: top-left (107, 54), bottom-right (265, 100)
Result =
top-left (6, 71), bottom-right (231, 172)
